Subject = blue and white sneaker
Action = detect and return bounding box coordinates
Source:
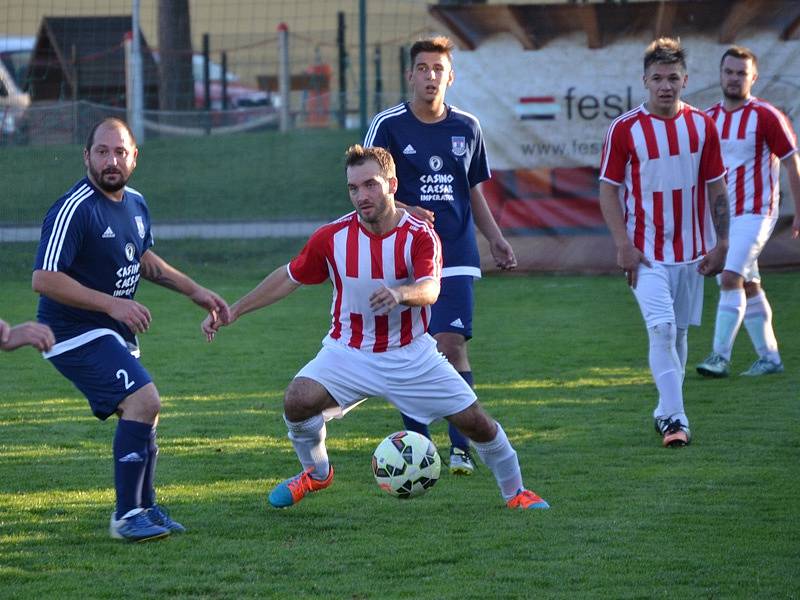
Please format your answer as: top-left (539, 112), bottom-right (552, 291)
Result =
top-left (696, 352), bottom-right (730, 378)
top-left (146, 504), bottom-right (186, 533)
top-left (109, 510), bottom-right (170, 542)
top-left (741, 358), bottom-right (784, 376)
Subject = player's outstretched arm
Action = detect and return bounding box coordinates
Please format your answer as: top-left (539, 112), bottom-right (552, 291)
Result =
top-left (32, 270), bottom-right (153, 334)
top-left (697, 178), bottom-right (730, 277)
top-left (369, 277), bottom-right (440, 315)
top-left (201, 265), bottom-right (300, 341)
top-left (140, 250), bottom-right (230, 325)
top-left (598, 181), bottom-right (651, 288)
top-left (0, 321), bottom-right (55, 352)
top-left (783, 152), bottom-right (800, 239)
top-left (469, 185), bottom-right (517, 270)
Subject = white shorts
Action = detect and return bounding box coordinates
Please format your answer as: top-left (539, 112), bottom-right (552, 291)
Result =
top-left (295, 334), bottom-right (477, 425)
top-left (631, 262), bottom-right (704, 329)
top-left (723, 214), bottom-right (777, 283)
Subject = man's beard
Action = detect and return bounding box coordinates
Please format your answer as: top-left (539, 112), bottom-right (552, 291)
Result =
top-left (90, 165), bottom-right (127, 193)
top-left (723, 87), bottom-right (746, 102)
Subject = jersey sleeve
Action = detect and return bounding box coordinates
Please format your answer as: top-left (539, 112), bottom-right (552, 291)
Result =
top-left (599, 121), bottom-right (629, 184)
top-left (761, 106), bottom-right (798, 160)
top-left (699, 116), bottom-right (726, 182)
top-left (287, 227), bottom-right (332, 285)
top-left (467, 123), bottom-right (491, 188)
top-left (34, 198), bottom-right (89, 272)
top-left (410, 225), bottom-right (442, 282)
top-left (364, 115), bottom-right (389, 148)
top-left (142, 202), bottom-right (154, 251)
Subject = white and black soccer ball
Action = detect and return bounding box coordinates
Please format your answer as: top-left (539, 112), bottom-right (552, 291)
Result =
top-left (371, 430), bottom-right (441, 499)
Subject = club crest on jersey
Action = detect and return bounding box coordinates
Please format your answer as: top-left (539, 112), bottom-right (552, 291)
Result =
top-left (135, 216), bottom-right (145, 239)
top-left (429, 155), bottom-right (443, 172)
top-left (124, 243), bottom-right (136, 262)
top-left (451, 136), bottom-right (466, 157)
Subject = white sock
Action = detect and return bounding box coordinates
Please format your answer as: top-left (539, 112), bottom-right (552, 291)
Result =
top-left (649, 323), bottom-right (688, 426)
top-left (471, 422), bottom-right (523, 501)
top-left (676, 327), bottom-right (688, 384)
top-left (284, 414), bottom-right (329, 480)
top-left (712, 289), bottom-right (746, 360)
top-left (743, 292), bottom-right (781, 364)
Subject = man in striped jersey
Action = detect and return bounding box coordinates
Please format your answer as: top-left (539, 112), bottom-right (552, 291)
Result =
top-left (598, 38), bottom-right (730, 447)
top-left (32, 118), bottom-right (230, 541)
top-left (696, 46), bottom-right (800, 378)
top-left (364, 36), bottom-right (517, 475)
top-left (202, 145), bottom-right (549, 510)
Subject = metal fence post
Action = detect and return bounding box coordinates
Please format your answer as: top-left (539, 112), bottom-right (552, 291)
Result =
top-left (127, 0), bottom-right (144, 142)
top-left (278, 22), bottom-right (290, 132)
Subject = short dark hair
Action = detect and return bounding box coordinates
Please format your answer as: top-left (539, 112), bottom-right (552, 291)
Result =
top-left (643, 37), bottom-right (687, 73)
top-left (345, 145), bottom-right (396, 179)
top-left (85, 118), bottom-right (137, 152)
top-left (720, 45), bottom-right (758, 71)
top-left (409, 36), bottom-right (455, 67)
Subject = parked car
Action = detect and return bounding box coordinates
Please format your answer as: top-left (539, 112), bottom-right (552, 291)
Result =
top-left (191, 54), bottom-right (272, 109)
top-left (153, 51), bottom-right (273, 110)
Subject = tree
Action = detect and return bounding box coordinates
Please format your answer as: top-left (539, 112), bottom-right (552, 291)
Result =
top-left (158, 0), bottom-right (194, 110)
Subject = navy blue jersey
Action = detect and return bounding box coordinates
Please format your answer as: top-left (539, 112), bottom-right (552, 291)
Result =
top-left (34, 177), bottom-right (154, 350)
top-left (364, 102), bottom-right (490, 277)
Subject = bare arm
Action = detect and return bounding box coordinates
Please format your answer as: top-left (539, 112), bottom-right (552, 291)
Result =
top-left (782, 151), bottom-right (800, 239)
top-left (32, 269), bottom-right (153, 333)
top-left (598, 180), bottom-right (650, 287)
top-left (202, 265), bottom-right (300, 340)
top-left (697, 177), bottom-right (730, 277)
top-left (0, 321), bottom-right (55, 352)
top-left (470, 185), bottom-right (517, 269)
top-left (369, 277), bottom-right (440, 316)
top-left (141, 250), bottom-right (230, 324)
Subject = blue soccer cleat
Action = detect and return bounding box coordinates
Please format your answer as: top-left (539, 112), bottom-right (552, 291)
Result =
top-left (109, 510), bottom-right (170, 542)
top-left (146, 504), bottom-right (186, 533)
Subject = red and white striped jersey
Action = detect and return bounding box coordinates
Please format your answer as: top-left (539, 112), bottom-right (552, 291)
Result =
top-left (600, 103), bottom-right (726, 264)
top-left (287, 210), bottom-right (442, 352)
top-left (706, 97), bottom-right (797, 217)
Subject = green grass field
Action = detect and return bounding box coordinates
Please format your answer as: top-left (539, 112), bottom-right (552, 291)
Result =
top-left (1, 239), bottom-right (799, 599)
top-left (0, 129), bottom-right (360, 225)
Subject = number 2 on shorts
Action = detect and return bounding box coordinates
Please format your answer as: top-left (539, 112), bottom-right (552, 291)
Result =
top-left (116, 369), bottom-right (136, 390)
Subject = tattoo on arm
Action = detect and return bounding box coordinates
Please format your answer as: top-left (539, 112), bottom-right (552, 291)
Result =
top-left (140, 261), bottom-right (180, 292)
top-left (711, 193), bottom-right (729, 239)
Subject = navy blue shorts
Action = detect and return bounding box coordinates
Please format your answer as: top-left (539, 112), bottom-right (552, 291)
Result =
top-left (48, 335), bottom-right (153, 420)
top-left (428, 275), bottom-right (474, 340)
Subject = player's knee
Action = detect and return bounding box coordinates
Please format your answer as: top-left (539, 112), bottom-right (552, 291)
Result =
top-left (119, 383), bottom-right (160, 421)
top-left (284, 377), bottom-right (327, 421)
top-left (744, 280), bottom-right (761, 297)
top-left (720, 270), bottom-right (743, 289)
top-left (648, 322), bottom-right (676, 348)
top-left (448, 402), bottom-right (496, 443)
top-left (435, 334), bottom-right (467, 365)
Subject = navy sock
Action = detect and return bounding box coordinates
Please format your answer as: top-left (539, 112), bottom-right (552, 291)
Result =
top-left (140, 428), bottom-right (158, 508)
top-left (113, 419), bottom-right (152, 520)
top-left (401, 413), bottom-right (431, 439)
top-left (448, 371), bottom-right (474, 451)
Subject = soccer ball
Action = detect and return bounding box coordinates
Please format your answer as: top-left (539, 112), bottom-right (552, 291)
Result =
top-left (371, 431), bottom-right (441, 499)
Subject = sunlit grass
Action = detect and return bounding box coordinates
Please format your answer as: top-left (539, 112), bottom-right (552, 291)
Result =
top-left (1, 244), bottom-right (798, 598)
